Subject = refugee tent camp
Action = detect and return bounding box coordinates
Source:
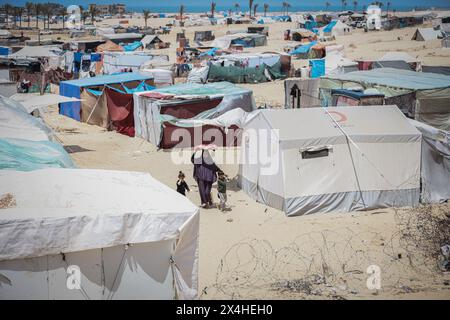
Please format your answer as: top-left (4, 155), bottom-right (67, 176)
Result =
top-left (211, 33), bottom-right (267, 49)
top-left (133, 82), bottom-right (256, 149)
top-left (101, 51), bottom-right (169, 74)
top-left (411, 27), bottom-right (443, 41)
top-left (205, 52), bottom-right (291, 84)
top-left (409, 120), bottom-right (450, 204)
top-left (238, 106), bottom-right (421, 216)
top-left (321, 20), bottom-right (351, 37)
top-left (320, 68), bottom-right (450, 130)
top-left (59, 73), bottom-right (155, 136)
top-left (0, 168), bottom-right (199, 299)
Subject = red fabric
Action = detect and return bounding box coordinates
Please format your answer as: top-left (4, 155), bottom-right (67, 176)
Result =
top-left (160, 97), bottom-right (223, 119)
top-left (105, 87), bottom-right (135, 137)
top-left (161, 123), bottom-right (241, 149)
top-left (357, 61), bottom-right (373, 71)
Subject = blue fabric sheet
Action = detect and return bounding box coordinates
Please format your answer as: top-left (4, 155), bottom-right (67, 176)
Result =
top-left (289, 41), bottom-right (317, 55)
top-left (323, 21), bottom-right (337, 33)
top-left (310, 59), bottom-right (325, 78)
top-left (122, 41), bottom-right (142, 51)
top-left (0, 138), bottom-right (75, 171)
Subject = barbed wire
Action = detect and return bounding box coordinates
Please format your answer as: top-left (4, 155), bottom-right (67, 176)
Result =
top-left (201, 201), bottom-right (450, 299)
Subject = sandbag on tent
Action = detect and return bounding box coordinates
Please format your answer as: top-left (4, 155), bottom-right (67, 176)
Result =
top-left (0, 138), bottom-right (74, 171)
top-left (0, 168), bottom-right (199, 300)
top-left (409, 119), bottom-right (450, 203)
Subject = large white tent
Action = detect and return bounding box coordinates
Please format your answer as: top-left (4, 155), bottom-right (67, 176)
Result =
top-left (0, 168), bottom-right (199, 299)
top-left (238, 106), bottom-right (421, 216)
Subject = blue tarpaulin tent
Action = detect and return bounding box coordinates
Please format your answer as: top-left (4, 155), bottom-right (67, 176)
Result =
top-left (289, 41), bottom-right (317, 55)
top-left (310, 59), bottom-right (325, 78)
top-left (122, 41), bottom-right (143, 51)
top-left (59, 73), bottom-right (154, 121)
top-left (323, 20), bottom-right (337, 33)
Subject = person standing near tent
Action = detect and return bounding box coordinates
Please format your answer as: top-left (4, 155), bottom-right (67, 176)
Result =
top-left (176, 171), bottom-right (190, 196)
top-left (191, 148), bottom-right (222, 208)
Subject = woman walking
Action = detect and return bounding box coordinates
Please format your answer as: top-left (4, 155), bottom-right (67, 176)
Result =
top-left (191, 148), bottom-right (221, 208)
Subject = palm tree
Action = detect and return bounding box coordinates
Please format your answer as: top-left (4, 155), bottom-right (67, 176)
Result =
top-left (386, 1), bottom-right (391, 15)
top-left (234, 3), bottom-right (240, 14)
top-left (88, 5), bottom-right (97, 24)
top-left (343, 1), bottom-right (348, 10)
top-left (60, 6), bottom-right (67, 29)
top-left (253, 3), bottom-right (258, 17)
top-left (16, 7), bottom-right (24, 27)
top-left (353, 0), bottom-right (358, 12)
top-left (248, 0), bottom-right (254, 18)
top-left (341, 0), bottom-right (345, 11)
top-left (263, 3), bottom-right (269, 16)
top-left (35, 3), bottom-right (40, 29)
top-left (286, 2), bottom-right (291, 14)
top-left (211, 2), bottom-right (216, 17)
top-left (325, 2), bottom-right (331, 11)
top-left (282, 2), bottom-right (286, 15)
top-left (25, 2), bottom-right (34, 28)
top-left (179, 5), bottom-right (185, 24)
top-left (3, 4), bottom-right (13, 28)
top-left (143, 9), bottom-right (150, 28)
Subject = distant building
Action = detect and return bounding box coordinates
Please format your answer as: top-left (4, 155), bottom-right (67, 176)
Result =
top-left (89, 4), bottom-right (126, 15)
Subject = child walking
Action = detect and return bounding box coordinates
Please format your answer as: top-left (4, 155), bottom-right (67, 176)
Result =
top-left (176, 171), bottom-right (190, 196)
top-left (217, 171), bottom-right (228, 211)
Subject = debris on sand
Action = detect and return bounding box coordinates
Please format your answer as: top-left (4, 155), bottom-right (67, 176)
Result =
top-left (0, 193), bottom-right (16, 209)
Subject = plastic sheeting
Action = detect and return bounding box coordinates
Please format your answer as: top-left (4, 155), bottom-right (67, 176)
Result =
top-left (0, 138), bottom-right (74, 171)
top-left (410, 120), bottom-right (450, 203)
top-left (289, 41), bottom-right (317, 55)
top-left (0, 168), bottom-right (199, 299)
top-left (0, 96), bottom-right (53, 141)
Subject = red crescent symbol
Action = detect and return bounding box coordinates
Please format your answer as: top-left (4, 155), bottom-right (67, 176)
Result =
top-left (328, 111), bottom-right (347, 123)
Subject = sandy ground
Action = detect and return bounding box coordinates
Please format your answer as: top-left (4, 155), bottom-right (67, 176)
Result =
top-left (14, 12), bottom-right (450, 299)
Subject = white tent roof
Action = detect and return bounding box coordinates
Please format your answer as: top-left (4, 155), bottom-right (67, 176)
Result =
top-left (10, 93), bottom-right (81, 113)
top-left (249, 106), bottom-right (420, 147)
top-left (380, 52), bottom-right (418, 63)
top-left (0, 168), bottom-right (199, 261)
top-left (0, 29), bottom-right (12, 38)
top-left (412, 28), bottom-right (442, 41)
top-left (0, 168), bottom-right (199, 299)
top-left (0, 96), bottom-right (52, 141)
top-left (102, 33), bottom-right (143, 40)
top-left (8, 46), bottom-right (62, 59)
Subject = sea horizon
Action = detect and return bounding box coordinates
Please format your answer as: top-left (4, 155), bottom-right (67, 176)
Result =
top-left (125, 4), bottom-right (450, 14)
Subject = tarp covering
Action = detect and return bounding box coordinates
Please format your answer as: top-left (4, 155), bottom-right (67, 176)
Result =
top-left (122, 41), bottom-right (143, 51)
top-left (310, 59), bottom-right (325, 78)
top-left (96, 40), bottom-right (124, 52)
top-left (412, 27), bottom-right (442, 41)
top-left (289, 41), bottom-right (317, 55)
top-left (0, 96), bottom-right (52, 141)
top-left (323, 68), bottom-right (450, 91)
top-left (105, 87), bottom-right (135, 137)
top-left (10, 93), bottom-right (81, 114)
top-left (0, 138), bottom-right (74, 171)
top-left (0, 168), bottom-right (200, 299)
top-left (59, 73), bottom-right (154, 121)
top-left (409, 119), bottom-right (450, 203)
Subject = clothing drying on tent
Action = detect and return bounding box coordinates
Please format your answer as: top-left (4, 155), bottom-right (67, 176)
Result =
top-left (59, 73), bottom-right (155, 136)
top-left (134, 82), bottom-right (256, 149)
top-left (238, 106), bottom-right (421, 216)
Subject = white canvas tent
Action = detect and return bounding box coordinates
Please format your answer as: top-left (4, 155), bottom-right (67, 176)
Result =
top-left (238, 106), bottom-right (421, 216)
top-left (0, 168), bottom-right (199, 300)
top-left (412, 28), bottom-right (442, 41)
top-left (380, 52), bottom-right (418, 64)
top-left (102, 51), bottom-right (169, 74)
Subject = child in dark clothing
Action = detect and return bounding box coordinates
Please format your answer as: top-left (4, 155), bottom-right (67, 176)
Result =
top-left (176, 171), bottom-right (190, 196)
top-left (217, 171), bottom-right (228, 211)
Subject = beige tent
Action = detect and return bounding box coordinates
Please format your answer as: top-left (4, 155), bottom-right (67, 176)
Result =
top-left (238, 106), bottom-right (421, 216)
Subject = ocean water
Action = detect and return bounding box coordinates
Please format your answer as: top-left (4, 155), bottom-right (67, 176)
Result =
top-left (126, 4), bottom-right (444, 13)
